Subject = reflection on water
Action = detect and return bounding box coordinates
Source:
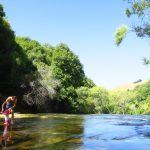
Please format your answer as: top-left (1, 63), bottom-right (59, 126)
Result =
top-left (0, 124), bottom-right (13, 147)
top-left (0, 114), bottom-right (150, 150)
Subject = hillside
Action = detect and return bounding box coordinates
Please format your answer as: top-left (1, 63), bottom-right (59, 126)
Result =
top-left (112, 79), bottom-right (145, 91)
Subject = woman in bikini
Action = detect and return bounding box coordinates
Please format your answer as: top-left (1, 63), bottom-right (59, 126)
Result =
top-left (1, 96), bottom-right (17, 124)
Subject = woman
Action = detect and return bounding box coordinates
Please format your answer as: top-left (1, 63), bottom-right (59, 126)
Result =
top-left (1, 96), bottom-right (17, 124)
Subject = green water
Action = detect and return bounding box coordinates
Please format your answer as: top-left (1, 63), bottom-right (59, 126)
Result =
top-left (0, 114), bottom-right (84, 150)
top-left (0, 114), bottom-right (150, 150)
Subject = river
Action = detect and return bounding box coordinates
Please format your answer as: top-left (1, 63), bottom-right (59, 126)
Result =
top-left (0, 114), bottom-right (150, 150)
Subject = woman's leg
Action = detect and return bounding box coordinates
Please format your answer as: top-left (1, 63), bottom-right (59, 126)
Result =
top-left (11, 110), bottom-right (14, 124)
top-left (4, 114), bottom-right (10, 125)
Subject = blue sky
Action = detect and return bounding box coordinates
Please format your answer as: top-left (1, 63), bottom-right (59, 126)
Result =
top-left (1, 0), bottom-right (150, 89)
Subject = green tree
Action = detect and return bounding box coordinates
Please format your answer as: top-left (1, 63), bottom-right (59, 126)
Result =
top-left (16, 37), bottom-right (60, 112)
top-left (109, 90), bottom-right (136, 114)
top-left (115, 0), bottom-right (150, 47)
top-left (88, 86), bottom-right (109, 113)
top-left (75, 87), bottom-right (96, 113)
top-left (0, 4), bottom-right (5, 17)
top-left (134, 80), bottom-right (150, 102)
top-left (51, 43), bottom-right (85, 88)
top-left (50, 43), bottom-right (87, 112)
top-left (16, 37), bottom-right (53, 66)
top-left (75, 86), bottom-right (109, 114)
top-left (0, 4), bottom-right (17, 94)
top-left (83, 76), bottom-right (95, 88)
top-left (0, 5), bottom-right (15, 53)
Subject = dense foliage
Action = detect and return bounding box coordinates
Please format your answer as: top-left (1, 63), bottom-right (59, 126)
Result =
top-left (0, 4), bottom-right (16, 93)
top-left (75, 86), bottom-right (110, 114)
top-left (0, 4), bottom-right (96, 113)
top-left (15, 37), bottom-right (95, 113)
top-left (0, 4), bottom-right (150, 114)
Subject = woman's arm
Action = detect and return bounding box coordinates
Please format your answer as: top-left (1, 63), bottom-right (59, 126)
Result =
top-left (2, 100), bottom-right (7, 111)
top-left (1, 97), bottom-right (11, 111)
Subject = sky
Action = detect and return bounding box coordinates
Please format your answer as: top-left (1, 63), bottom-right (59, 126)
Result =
top-left (0, 0), bottom-right (150, 89)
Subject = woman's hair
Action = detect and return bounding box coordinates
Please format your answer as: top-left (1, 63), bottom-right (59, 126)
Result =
top-left (12, 96), bottom-right (16, 100)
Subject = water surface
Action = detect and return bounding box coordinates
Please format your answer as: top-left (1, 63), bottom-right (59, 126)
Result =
top-left (0, 114), bottom-right (150, 150)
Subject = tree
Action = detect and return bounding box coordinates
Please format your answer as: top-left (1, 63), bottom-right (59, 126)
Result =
top-left (0, 5), bottom-right (15, 53)
top-left (51, 43), bottom-right (85, 88)
top-left (75, 87), bottom-right (97, 113)
top-left (0, 4), bottom-right (5, 17)
top-left (16, 37), bottom-right (60, 112)
top-left (75, 86), bottom-right (109, 114)
top-left (134, 80), bottom-right (150, 101)
top-left (0, 4), bottom-right (17, 94)
top-left (115, 0), bottom-right (150, 63)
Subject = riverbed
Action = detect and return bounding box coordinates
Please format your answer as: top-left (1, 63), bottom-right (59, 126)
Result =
top-left (0, 114), bottom-right (150, 150)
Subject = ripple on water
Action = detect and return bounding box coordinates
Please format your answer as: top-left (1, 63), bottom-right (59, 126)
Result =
top-left (0, 114), bottom-right (150, 150)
